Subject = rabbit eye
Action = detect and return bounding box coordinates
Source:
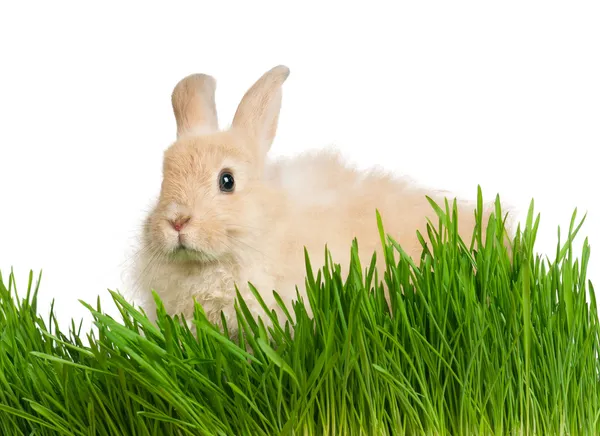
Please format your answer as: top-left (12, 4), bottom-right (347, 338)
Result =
top-left (219, 170), bottom-right (235, 193)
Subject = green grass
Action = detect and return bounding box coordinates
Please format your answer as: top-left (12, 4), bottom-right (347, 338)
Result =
top-left (1, 188), bottom-right (599, 435)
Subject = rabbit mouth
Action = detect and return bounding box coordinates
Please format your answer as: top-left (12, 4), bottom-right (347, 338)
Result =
top-left (169, 245), bottom-right (218, 263)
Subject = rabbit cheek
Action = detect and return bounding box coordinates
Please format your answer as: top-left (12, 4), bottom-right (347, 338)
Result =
top-left (151, 219), bottom-right (178, 252)
top-left (194, 220), bottom-right (230, 257)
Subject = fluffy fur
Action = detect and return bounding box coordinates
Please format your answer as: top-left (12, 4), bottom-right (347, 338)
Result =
top-left (129, 65), bottom-right (512, 334)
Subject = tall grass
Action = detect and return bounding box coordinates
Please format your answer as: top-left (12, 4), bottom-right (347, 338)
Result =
top-left (1, 188), bottom-right (598, 435)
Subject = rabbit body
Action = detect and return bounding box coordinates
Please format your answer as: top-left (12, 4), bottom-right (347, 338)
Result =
top-left (130, 66), bottom-right (497, 333)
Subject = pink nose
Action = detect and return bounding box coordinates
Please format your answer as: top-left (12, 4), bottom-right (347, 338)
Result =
top-left (170, 216), bottom-right (190, 232)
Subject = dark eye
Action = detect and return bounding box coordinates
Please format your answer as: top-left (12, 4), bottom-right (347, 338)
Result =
top-left (219, 170), bottom-right (235, 193)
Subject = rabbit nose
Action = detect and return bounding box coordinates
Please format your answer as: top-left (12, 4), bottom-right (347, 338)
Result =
top-left (170, 216), bottom-right (191, 232)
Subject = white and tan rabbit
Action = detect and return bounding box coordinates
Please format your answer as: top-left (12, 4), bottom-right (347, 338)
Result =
top-left (130, 65), bottom-right (509, 334)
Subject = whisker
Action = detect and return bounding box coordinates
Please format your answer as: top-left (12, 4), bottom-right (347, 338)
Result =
top-left (120, 240), bottom-right (154, 269)
top-left (131, 244), bottom-right (166, 296)
top-left (216, 229), bottom-right (271, 260)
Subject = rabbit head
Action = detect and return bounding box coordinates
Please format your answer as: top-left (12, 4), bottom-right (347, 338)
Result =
top-left (142, 66), bottom-right (290, 265)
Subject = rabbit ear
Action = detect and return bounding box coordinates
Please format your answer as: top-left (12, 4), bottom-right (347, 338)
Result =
top-left (231, 65), bottom-right (290, 156)
top-left (171, 73), bottom-right (219, 138)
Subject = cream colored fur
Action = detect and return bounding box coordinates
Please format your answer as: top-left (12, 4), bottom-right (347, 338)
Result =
top-left (129, 65), bottom-right (511, 335)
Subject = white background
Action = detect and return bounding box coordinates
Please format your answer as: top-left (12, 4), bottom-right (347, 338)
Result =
top-left (1, 2), bottom-right (598, 330)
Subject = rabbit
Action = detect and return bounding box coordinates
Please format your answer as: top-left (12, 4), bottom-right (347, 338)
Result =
top-left (129, 65), bottom-right (512, 337)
